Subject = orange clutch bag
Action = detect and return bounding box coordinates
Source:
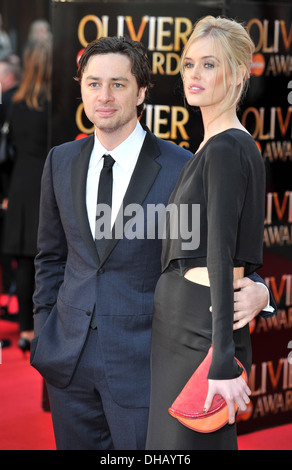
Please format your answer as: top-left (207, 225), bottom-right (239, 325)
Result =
top-left (168, 345), bottom-right (248, 433)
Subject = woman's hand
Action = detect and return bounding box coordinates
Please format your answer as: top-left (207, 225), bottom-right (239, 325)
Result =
top-left (203, 376), bottom-right (251, 424)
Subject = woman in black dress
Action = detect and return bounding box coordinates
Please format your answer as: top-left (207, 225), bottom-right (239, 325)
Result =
top-left (3, 40), bottom-right (51, 352)
top-left (146, 16), bottom-right (266, 450)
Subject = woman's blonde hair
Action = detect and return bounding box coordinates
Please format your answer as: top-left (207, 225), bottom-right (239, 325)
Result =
top-left (13, 40), bottom-right (52, 110)
top-left (181, 15), bottom-right (255, 115)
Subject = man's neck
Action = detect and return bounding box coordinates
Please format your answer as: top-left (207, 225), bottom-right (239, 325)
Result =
top-left (95, 120), bottom-right (139, 151)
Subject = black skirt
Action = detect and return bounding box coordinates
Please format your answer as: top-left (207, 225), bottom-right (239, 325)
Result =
top-left (146, 267), bottom-right (251, 450)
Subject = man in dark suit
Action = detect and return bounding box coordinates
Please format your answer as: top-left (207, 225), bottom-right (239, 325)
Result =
top-left (30, 37), bottom-right (275, 450)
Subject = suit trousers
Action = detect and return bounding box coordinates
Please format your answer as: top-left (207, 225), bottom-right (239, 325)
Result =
top-left (46, 327), bottom-right (149, 450)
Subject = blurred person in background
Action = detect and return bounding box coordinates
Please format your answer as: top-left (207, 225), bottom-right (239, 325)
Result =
top-left (0, 54), bottom-right (22, 124)
top-left (2, 40), bottom-right (52, 353)
top-left (0, 14), bottom-right (12, 61)
top-left (0, 54), bottom-right (21, 314)
top-left (27, 19), bottom-right (52, 44)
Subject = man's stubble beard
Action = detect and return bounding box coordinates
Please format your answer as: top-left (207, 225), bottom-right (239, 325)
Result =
top-left (94, 109), bottom-right (138, 135)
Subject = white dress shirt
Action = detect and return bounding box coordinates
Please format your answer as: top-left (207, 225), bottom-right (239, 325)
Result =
top-left (86, 121), bottom-right (146, 237)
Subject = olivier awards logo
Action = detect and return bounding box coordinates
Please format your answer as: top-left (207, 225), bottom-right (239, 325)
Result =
top-left (248, 18), bottom-right (292, 77)
top-left (263, 192), bottom-right (292, 247)
top-left (239, 271), bottom-right (292, 424)
top-left (244, 18), bottom-right (292, 164)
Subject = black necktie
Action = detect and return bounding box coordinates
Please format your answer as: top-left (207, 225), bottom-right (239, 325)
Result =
top-left (95, 154), bottom-right (115, 259)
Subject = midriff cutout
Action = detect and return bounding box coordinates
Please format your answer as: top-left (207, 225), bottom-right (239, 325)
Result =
top-left (184, 267), bottom-right (244, 286)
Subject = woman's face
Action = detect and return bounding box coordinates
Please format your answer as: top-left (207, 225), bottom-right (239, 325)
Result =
top-left (182, 35), bottom-right (231, 112)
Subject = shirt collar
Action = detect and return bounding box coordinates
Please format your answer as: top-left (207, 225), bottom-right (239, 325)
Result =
top-left (91, 121), bottom-right (146, 172)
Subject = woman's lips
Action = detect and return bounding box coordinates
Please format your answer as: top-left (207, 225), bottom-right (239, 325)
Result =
top-left (188, 84), bottom-right (204, 93)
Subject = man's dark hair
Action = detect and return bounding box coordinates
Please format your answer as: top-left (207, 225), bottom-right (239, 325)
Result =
top-left (75, 36), bottom-right (153, 117)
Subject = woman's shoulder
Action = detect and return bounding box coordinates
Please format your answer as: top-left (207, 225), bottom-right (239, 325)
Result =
top-left (208, 128), bottom-right (254, 149)
top-left (204, 128), bottom-right (261, 165)
top-left (201, 129), bottom-right (262, 184)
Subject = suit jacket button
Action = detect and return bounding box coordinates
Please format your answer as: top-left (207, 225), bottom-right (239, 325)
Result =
top-left (86, 311), bottom-right (91, 317)
top-left (98, 268), bottom-right (105, 274)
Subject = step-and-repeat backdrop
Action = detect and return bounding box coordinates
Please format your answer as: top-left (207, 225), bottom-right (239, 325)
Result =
top-left (50, 0), bottom-right (292, 434)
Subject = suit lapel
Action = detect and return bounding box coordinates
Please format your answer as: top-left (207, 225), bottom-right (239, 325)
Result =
top-left (70, 135), bottom-right (100, 265)
top-left (99, 129), bottom-right (162, 265)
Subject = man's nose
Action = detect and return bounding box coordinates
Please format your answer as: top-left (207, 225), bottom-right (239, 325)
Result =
top-left (99, 84), bottom-right (113, 102)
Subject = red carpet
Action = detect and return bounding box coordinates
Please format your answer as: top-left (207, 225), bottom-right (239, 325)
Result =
top-left (1, 311), bottom-right (292, 451)
top-left (0, 317), bottom-right (56, 450)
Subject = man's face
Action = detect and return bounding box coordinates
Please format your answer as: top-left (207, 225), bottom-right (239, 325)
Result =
top-left (81, 53), bottom-right (146, 147)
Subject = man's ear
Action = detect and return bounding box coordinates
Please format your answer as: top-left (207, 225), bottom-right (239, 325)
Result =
top-left (137, 86), bottom-right (147, 106)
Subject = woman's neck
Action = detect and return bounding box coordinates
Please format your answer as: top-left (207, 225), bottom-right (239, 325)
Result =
top-left (200, 107), bottom-right (248, 146)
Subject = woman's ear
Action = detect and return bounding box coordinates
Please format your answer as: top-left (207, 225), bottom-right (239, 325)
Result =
top-left (236, 64), bottom-right (247, 86)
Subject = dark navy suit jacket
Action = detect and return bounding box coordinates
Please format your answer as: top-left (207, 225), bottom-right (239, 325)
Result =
top-left (30, 127), bottom-right (192, 407)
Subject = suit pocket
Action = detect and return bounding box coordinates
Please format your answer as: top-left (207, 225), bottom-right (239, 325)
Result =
top-left (30, 300), bottom-right (93, 388)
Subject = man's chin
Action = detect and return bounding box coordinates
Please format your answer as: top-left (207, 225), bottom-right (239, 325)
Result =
top-left (95, 120), bottom-right (119, 133)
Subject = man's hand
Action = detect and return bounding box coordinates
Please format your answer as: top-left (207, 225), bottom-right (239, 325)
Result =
top-left (233, 277), bottom-right (268, 330)
top-left (1, 198), bottom-right (8, 210)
